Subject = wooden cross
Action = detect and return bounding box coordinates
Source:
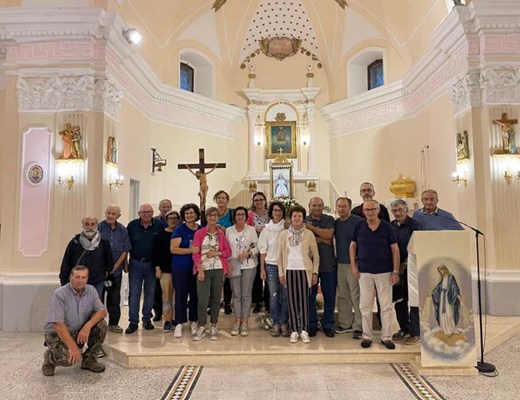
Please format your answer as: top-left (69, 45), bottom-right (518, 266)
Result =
top-left (493, 113), bottom-right (518, 129)
top-left (493, 113), bottom-right (518, 154)
top-left (178, 149), bottom-right (226, 215)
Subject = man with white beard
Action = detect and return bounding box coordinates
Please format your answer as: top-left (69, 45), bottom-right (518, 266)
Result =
top-left (60, 216), bottom-right (114, 299)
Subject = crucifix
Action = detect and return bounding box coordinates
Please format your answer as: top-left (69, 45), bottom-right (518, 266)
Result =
top-left (178, 149), bottom-right (226, 214)
top-left (493, 113), bottom-right (518, 155)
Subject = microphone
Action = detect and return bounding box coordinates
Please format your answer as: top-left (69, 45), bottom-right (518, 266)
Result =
top-left (433, 212), bottom-right (484, 236)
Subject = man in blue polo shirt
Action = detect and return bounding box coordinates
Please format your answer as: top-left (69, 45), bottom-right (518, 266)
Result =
top-left (126, 203), bottom-right (163, 334)
top-left (413, 189), bottom-right (464, 231)
top-left (350, 200), bottom-right (400, 350)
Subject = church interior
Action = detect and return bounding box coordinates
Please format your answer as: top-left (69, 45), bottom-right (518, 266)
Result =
top-left (1, 0), bottom-right (520, 399)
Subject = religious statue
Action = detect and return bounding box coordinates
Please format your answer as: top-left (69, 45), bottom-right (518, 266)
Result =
top-left (58, 123), bottom-right (83, 160)
top-left (274, 173), bottom-right (290, 198)
top-left (106, 136), bottom-right (118, 164)
top-left (456, 131), bottom-right (469, 161)
top-left (185, 163), bottom-right (218, 212)
top-left (493, 113), bottom-right (517, 154)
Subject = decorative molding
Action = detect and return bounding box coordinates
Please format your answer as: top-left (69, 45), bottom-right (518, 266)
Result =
top-left (449, 70), bottom-right (482, 116)
top-left (480, 66), bottom-right (520, 105)
top-left (0, 273), bottom-right (60, 284)
top-left (0, 7), bottom-right (244, 137)
top-left (322, 1), bottom-right (520, 136)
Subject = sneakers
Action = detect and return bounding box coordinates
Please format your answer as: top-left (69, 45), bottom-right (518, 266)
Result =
top-left (193, 326), bottom-right (207, 341)
top-left (361, 339), bottom-right (372, 348)
top-left (191, 321), bottom-right (200, 336)
top-left (405, 335), bottom-right (420, 345)
top-left (392, 330), bottom-right (407, 340)
top-left (281, 325), bottom-right (290, 337)
top-left (381, 340), bottom-right (396, 350)
top-left (334, 326), bottom-right (353, 334)
top-left (143, 321), bottom-right (155, 331)
top-left (42, 350), bottom-right (55, 376)
top-left (125, 324), bottom-right (138, 334)
top-left (300, 330), bottom-right (311, 344)
top-left (209, 327), bottom-right (218, 341)
top-left (240, 322), bottom-right (249, 337)
top-left (163, 321), bottom-right (172, 331)
top-left (230, 322), bottom-right (240, 336)
top-left (271, 325), bottom-right (281, 337)
top-left (174, 323), bottom-right (183, 338)
top-left (352, 330), bottom-right (363, 340)
top-left (107, 325), bottom-right (123, 333)
top-left (290, 332), bottom-right (299, 343)
top-left (94, 348), bottom-right (106, 358)
top-left (80, 356), bottom-right (106, 373)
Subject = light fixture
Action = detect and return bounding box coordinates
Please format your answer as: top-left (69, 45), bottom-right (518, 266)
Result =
top-left (451, 171), bottom-right (467, 187)
top-left (58, 175), bottom-right (75, 190)
top-left (109, 174), bottom-right (125, 191)
top-left (56, 160), bottom-right (76, 190)
top-left (123, 28), bottom-right (142, 47)
top-left (503, 170), bottom-right (520, 185)
top-left (152, 148), bottom-right (167, 175)
top-left (491, 153), bottom-right (520, 185)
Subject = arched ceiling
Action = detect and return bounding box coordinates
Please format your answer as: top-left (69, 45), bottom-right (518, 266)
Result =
top-left (118, 0), bottom-right (446, 68)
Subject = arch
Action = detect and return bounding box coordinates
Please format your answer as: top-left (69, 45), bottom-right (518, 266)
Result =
top-left (346, 46), bottom-right (386, 97)
top-left (179, 48), bottom-right (216, 99)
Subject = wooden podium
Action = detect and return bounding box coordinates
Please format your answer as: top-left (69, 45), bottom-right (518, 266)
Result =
top-left (407, 231), bottom-right (478, 375)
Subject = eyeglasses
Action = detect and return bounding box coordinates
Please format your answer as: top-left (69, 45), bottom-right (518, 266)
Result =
top-left (364, 208), bottom-right (378, 213)
top-left (167, 217), bottom-right (179, 221)
top-left (140, 211), bottom-right (153, 214)
top-left (360, 189), bottom-right (374, 193)
top-left (253, 199), bottom-right (265, 202)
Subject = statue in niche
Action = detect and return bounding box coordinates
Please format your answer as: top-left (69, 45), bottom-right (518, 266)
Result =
top-left (274, 173), bottom-right (290, 198)
top-left (59, 123), bottom-right (82, 160)
top-left (493, 113), bottom-right (517, 155)
top-left (456, 131), bottom-right (469, 161)
top-left (106, 136), bottom-right (118, 164)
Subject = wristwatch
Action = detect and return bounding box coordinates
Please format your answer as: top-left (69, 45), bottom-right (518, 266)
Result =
top-left (392, 270), bottom-right (399, 275)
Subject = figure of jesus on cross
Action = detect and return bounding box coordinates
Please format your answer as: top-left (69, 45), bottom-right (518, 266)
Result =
top-left (178, 149), bottom-right (226, 214)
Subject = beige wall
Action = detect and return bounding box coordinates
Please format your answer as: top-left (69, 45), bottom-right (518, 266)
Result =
top-left (329, 93), bottom-right (459, 215)
top-left (0, 90), bottom-right (5, 226)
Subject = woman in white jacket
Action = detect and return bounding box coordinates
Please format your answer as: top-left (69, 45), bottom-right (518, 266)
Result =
top-left (259, 201), bottom-right (289, 337)
top-left (226, 206), bottom-right (259, 336)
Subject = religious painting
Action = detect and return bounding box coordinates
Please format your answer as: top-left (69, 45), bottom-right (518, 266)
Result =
top-left (418, 256), bottom-right (476, 367)
top-left (260, 37), bottom-right (301, 61)
top-left (456, 131), bottom-right (469, 162)
top-left (266, 121), bottom-right (297, 159)
top-left (106, 136), bottom-right (118, 165)
top-left (25, 162), bottom-right (45, 186)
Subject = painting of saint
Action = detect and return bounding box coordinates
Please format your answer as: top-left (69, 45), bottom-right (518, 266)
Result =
top-left (266, 121), bottom-right (296, 158)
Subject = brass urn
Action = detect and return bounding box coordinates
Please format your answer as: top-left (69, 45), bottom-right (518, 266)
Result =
top-left (390, 174), bottom-right (416, 198)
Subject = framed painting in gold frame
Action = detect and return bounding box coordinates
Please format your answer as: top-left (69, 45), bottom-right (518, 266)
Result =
top-left (265, 121), bottom-right (297, 159)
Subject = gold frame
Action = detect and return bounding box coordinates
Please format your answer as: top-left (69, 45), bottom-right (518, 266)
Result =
top-left (265, 121), bottom-right (297, 159)
top-left (270, 154), bottom-right (294, 199)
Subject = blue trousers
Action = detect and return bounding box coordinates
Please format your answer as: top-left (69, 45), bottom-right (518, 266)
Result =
top-left (309, 269), bottom-right (338, 330)
top-left (172, 268), bottom-right (198, 325)
top-left (265, 264), bottom-right (288, 326)
top-left (128, 259), bottom-right (156, 326)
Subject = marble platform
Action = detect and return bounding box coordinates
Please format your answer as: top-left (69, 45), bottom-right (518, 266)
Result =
top-left (104, 310), bottom-right (520, 368)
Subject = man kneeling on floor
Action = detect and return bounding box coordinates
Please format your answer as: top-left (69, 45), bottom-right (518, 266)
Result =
top-left (42, 266), bottom-right (108, 376)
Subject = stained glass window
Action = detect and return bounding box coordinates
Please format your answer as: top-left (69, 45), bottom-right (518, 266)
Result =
top-left (180, 62), bottom-right (194, 92)
top-left (368, 59), bottom-right (384, 91)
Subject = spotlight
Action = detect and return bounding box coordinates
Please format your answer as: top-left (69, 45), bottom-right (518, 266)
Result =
top-left (123, 28), bottom-right (142, 47)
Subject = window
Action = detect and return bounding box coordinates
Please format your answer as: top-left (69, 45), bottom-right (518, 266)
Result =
top-left (180, 62), bottom-right (194, 93)
top-left (368, 59), bottom-right (384, 91)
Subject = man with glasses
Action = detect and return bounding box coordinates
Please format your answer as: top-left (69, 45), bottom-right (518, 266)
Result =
top-left (125, 203), bottom-right (163, 334)
top-left (350, 200), bottom-right (400, 350)
top-left (98, 205), bottom-right (132, 334)
top-left (351, 182), bottom-right (390, 222)
top-left (390, 199), bottom-right (422, 345)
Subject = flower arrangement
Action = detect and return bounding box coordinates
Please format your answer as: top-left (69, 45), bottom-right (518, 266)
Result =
top-left (271, 196), bottom-right (299, 212)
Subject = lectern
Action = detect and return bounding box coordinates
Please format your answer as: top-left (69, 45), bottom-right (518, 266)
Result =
top-left (407, 231), bottom-right (477, 372)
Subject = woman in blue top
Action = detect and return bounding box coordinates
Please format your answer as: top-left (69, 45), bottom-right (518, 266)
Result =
top-left (214, 190), bottom-right (234, 314)
top-left (171, 203), bottom-right (201, 339)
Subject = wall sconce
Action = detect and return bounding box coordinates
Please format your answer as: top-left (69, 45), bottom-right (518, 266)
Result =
top-left (248, 181), bottom-right (258, 192)
top-left (56, 160), bottom-right (77, 190)
top-left (58, 175), bottom-right (75, 190)
top-left (451, 172), bottom-right (467, 187)
top-left (109, 174), bottom-right (125, 191)
top-left (492, 153), bottom-right (520, 185)
top-left (152, 148), bottom-right (167, 175)
top-left (503, 170), bottom-right (520, 185)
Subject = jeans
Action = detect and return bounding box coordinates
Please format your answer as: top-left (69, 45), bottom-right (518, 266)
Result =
top-left (92, 281), bottom-right (104, 300)
top-left (128, 259), bottom-right (156, 326)
top-left (265, 264), bottom-right (288, 326)
top-left (309, 269), bottom-right (338, 330)
top-left (102, 273), bottom-right (122, 326)
top-left (229, 267), bottom-right (256, 319)
top-left (172, 268), bottom-right (198, 324)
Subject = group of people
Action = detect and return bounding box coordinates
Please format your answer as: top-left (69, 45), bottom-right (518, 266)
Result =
top-left (43, 183), bottom-right (463, 375)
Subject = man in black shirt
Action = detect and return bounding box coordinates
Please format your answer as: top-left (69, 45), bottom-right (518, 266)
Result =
top-left (351, 182), bottom-right (390, 222)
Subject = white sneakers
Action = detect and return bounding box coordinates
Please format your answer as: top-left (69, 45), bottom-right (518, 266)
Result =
top-left (190, 321), bottom-right (199, 336)
top-left (193, 326), bottom-right (207, 341)
top-left (240, 322), bottom-right (249, 337)
top-left (231, 322), bottom-right (240, 336)
top-left (173, 323), bottom-right (183, 338)
top-left (290, 332), bottom-right (299, 343)
top-left (289, 331), bottom-right (310, 343)
top-left (209, 327), bottom-right (218, 341)
top-left (300, 330), bottom-right (310, 344)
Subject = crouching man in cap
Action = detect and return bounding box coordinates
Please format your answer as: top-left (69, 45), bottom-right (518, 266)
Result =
top-left (42, 266), bottom-right (108, 376)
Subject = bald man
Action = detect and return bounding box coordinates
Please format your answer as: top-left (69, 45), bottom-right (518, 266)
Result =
top-left (60, 216), bottom-right (114, 299)
top-left (125, 204), bottom-right (163, 334)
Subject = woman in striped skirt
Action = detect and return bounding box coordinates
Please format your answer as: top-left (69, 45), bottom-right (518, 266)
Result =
top-left (277, 205), bottom-right (320, 343)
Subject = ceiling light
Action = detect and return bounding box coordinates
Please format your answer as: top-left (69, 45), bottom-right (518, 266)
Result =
top-left (123, 28), bottom-right (142, 47)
